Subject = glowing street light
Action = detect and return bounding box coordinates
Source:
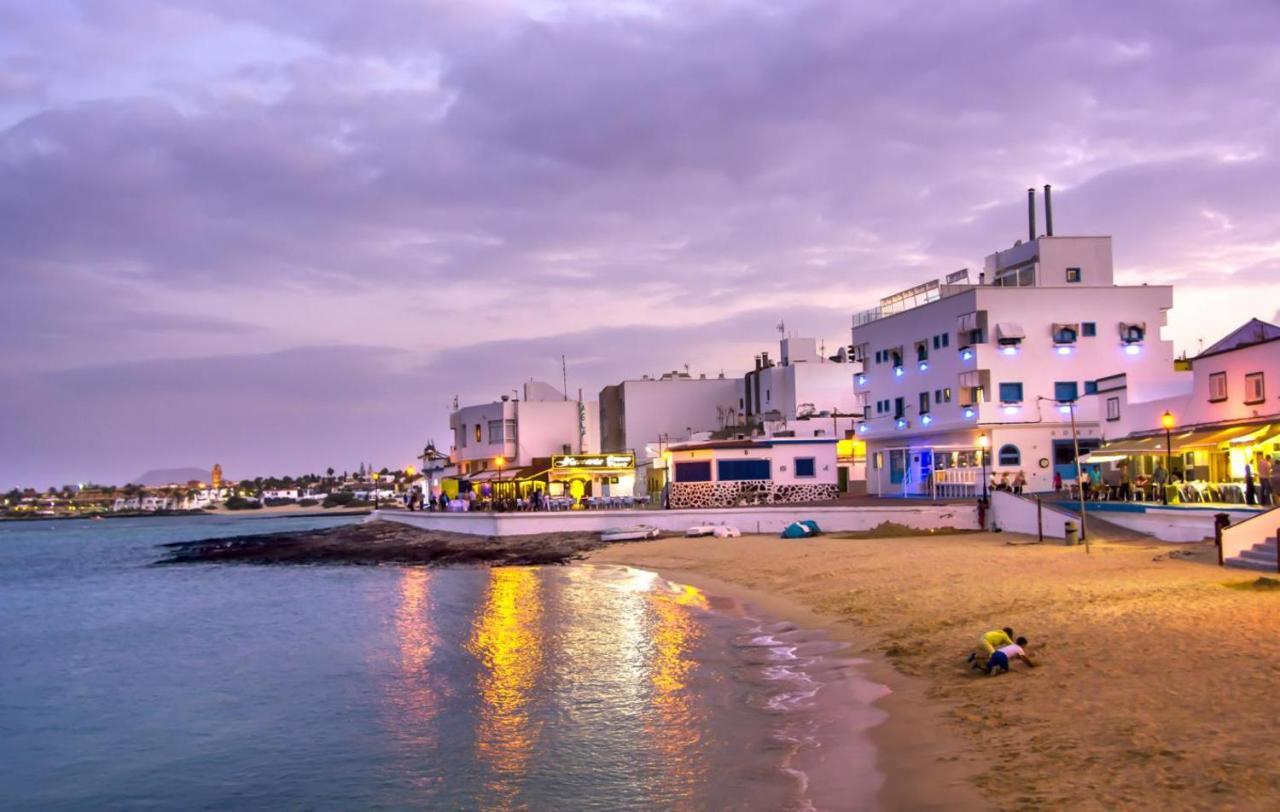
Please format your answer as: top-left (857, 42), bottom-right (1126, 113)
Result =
top-left (495, 456), bottom-right (507, 508)
top-left (1161, 410), bottom-right (1175, 505)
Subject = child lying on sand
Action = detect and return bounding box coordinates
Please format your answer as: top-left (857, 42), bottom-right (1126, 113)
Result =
top-left (985, 638), bottom-right (1036, 675)
top-left (967, 627), bottom-right (1014, 671)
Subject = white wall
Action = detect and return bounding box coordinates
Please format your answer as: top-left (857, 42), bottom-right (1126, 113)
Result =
top-left (989, 491), bottom-right (1078, 539)
top-left (612, 377), bottom-right (743, 455)
top-left (375, 502), bottom-right (980, 536)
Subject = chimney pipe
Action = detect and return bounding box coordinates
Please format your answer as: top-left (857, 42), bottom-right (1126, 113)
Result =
top-left (1027, 187), bottom-right (1037, 242)
top-left (1043, 184), bottom-right (1054, 236)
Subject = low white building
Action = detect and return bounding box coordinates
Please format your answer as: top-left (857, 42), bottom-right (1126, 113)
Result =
top-left (665, 437), bottom-right (839, 508)
top-left (743, 336), bottom-right (862, 428)
top-left (852, 202), bottom-right (1181, 497)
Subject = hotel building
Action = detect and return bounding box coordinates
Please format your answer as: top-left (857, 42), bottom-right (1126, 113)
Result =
top-left (852, 228), bottom-right (1181, 497)
top-left (449, 380), bottom-right (601, 478)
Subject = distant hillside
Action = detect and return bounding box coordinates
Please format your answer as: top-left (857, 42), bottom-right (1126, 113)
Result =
top-left (131, 468), bottom-right (213, 486)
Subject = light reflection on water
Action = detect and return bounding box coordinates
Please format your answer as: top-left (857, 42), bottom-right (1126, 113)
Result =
top-left (2, 519), bottom-right (883, 811)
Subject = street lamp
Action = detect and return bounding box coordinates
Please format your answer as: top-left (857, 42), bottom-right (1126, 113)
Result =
top-left (977, 434), bottom-right (990, 500)
top-left (1161, 410), bottom-right (1175, 505)
top-left (494, 456), bottom-right (506, 510)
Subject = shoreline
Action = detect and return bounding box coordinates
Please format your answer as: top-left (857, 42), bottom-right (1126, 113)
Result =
top-left (586, 532), bottom-right (1280, 809)
top-left (1, 507), bottom-right (371, 523)
top-left (585, 560), bottom-right (985, 811)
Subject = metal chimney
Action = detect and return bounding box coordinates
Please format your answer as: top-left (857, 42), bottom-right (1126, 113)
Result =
top-left (1027, 187), bottom-right (1037, 241)
top-left (1043, 184), bottom-right (1054, 236)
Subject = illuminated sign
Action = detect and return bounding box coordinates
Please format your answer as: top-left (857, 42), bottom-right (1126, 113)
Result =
top-left (551, 453), bottom-right (635, 470)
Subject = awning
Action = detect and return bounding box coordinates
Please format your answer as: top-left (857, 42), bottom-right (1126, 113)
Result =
top-left (1079, 435), bottom-right (1166, 460)
top-left (996, 323), bottom-right (1025, 343)
top-left (467, 471), bottom-right (500, 483)
top-left (1173, 424), bottom-right (1268, 450)
top-left (510, 466), bottom-right (551, 481)
top-left (1081, 422), bottom-right (1279, 461)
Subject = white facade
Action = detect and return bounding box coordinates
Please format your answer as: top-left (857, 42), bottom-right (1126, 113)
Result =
top-left (852, 235), bottom-right (1178, 496)
top-left (668, 438), bottom-right (839, 487)
top-left (599, 372), bottom-right (742, 454)
top-left (743, 336), bottom-right (861, 425)
top-left (450, 381), bottom-right (600, 474)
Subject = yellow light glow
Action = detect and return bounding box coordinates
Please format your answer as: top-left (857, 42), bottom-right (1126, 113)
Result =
top-left (495, 456), bottom-right (506, 469)
top-left (405, 466), bottom-right (417, 477)
top-left (1161, 410), bottom-right (1176, 430)
top-left (977, 434), bottom-right (990, 448)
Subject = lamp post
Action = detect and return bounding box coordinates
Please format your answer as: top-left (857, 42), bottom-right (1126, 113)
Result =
top-left (977, 434), bottom-right (989, 500)
top-left (1161, 410), bottom-right (1175, 506)
top-left (495, 455), bottom-right (506, 510)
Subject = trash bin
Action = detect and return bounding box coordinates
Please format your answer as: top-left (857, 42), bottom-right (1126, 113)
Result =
top-left (1064, 520), bottom-right (1079, 546)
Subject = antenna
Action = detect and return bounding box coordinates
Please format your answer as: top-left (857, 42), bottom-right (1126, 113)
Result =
top-left (561, 354), bottom-right (568, 401)
top-left (776, 320), bottom-right (786, 338)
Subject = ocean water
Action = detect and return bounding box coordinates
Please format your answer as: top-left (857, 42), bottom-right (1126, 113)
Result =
top-left (0, 516), bottom-right (887, 810)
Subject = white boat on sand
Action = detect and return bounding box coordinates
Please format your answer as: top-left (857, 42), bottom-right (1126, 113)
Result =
top-left (600, 525), bottom-right (661, 542)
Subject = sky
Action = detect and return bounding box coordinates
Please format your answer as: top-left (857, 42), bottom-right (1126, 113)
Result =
top-left (2, 0), bottom-right (1279, 488)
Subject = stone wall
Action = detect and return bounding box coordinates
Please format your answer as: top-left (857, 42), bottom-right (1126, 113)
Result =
top-left (669, 480), bottom-right (838, 509)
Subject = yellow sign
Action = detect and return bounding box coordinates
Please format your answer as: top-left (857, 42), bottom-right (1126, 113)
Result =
top-left (551, 452), bottom-right (635, 470)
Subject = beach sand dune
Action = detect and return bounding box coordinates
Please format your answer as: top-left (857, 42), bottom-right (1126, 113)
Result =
top-left (589, 533), bottom-right (1280, 810)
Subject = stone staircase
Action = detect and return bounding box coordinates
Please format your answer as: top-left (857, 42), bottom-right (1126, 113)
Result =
top-left (1225, 536), bottom-right (1279, 572)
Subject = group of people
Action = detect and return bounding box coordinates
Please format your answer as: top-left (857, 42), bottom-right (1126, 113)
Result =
top-left (967, 627), bottom-right (1036, 676)
top-left (404, 485), bottom-right (560, 512)
top-left (990, 470), bottom-right (1028, 494)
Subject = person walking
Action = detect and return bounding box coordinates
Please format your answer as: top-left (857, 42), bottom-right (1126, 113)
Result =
top-left (1244, 459), bottom-right (1257, 506)
top-left (1259, 456), bottom-right (1273, 506)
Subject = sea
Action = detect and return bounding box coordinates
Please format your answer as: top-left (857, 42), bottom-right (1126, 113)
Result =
top-left (0, 515), bottom-right (887, 810)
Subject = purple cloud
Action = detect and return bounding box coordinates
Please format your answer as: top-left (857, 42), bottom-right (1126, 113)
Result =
top-left (2, 0), bottom-right (1278, 486)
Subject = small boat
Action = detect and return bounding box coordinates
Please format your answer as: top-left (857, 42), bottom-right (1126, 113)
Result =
top-left (711, 526), bottom-right (741, 538)
top-left (601, 525), bottom-right (661, 542)
top-left (685, 525), bottom-right (717, 537)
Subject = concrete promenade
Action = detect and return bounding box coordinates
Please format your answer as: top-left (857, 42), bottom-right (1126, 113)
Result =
top-left (373, 502), bottom-right (980, 537)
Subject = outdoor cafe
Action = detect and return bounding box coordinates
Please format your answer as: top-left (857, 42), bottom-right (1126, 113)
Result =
top-left (1078, 418), bottom-right (1279, 505)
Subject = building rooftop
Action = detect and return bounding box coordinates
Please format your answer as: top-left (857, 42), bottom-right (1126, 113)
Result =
top-left (1195, 318), bottom-right (1280, 359)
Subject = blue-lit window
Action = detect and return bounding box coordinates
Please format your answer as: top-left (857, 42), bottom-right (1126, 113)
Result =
top-left (999, 382), bottom-right (1024, 403)
top-left (1084, 380), bottom-right (1098, 394)
top-left (794, 457), bottom-right (816, 478)
top-left (675, 461), bottom-right (712, 482)
top-left (717, 459), bottom-right (771, 481)
top-left (1053, 325), bottom-right (1078, 344)
top-left (1082, 322), bottom-right (1097, 337)
top-left (998, 444), bottom-right (1021, 466)
top-left (1055, 381), bottom-right (1079, 402)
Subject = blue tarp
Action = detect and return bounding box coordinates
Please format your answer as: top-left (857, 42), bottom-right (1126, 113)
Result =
top-left (780, 520), bottom-right (821, 539)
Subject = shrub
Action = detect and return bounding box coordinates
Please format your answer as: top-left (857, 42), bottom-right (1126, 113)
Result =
top-left (323, 492), bottom-right (356, 508)
top-left (298, 498), bottom-right (320, 508)
top-left (224, 496), bottom-right (262, 511)
top-left (264, 498), bottom-right (297, 507)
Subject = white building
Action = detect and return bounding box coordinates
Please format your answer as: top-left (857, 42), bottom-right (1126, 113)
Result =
top-left (598, 371), bottom-right (742, 494)
top-left (743, 336), bottom-right (862, 428)
top-left (852, 229), bottom-right (1179, 497)
top-left (666, 437), bottom-right (840, 508)
top-left (450, 380), bottom-right (601, 477)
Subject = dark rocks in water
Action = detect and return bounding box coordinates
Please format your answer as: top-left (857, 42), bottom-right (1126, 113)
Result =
top-left (155, 520), bottom-right (610, 567)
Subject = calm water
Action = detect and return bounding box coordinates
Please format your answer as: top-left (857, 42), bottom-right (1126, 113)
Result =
top-left (0, 516), bottom-right (886, 810)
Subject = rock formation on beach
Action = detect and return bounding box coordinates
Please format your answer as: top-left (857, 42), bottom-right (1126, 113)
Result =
top-left (156, 520), bottom-right (609, 567)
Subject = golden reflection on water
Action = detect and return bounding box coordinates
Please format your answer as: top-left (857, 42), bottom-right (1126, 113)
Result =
top-left (647, 578), bottom-right (709, 808)
top-left (467, 567), bottom-right (544, 809)
top-left (386, 568), bottom-right (442, 792)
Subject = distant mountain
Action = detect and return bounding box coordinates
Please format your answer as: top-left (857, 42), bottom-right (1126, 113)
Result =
top-left (131, 467), bottom-right (212, 486)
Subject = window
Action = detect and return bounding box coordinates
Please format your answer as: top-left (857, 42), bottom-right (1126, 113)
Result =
top-left (942, 387), bottom-right (952, 403)
top-left (919, 391), bottom-right (930, 414)
top-left (1085, 380), bottom-right (1098, 394)
top-left (1066, 267), bottom-right (1082, 283)
top-left (875, 350), bottom-right (882, 364)
top-left (916, 342), bottom-right (929, 362)
top-left (794, 457), bottom-right (816, 478)
top-left (1245, 372), bottom-right (1265, 404)
top-left (998, 444), bottom-right (1021, 466)
top-left (891, 350), bottom-right (903, 367)
top-left (460, 424), bottom-right (468, 448)
top-left (932, 335), bottom-right (940, 350)
top-left (941, 333), bottom-right (950, 348)
top-left (675, 461), bottom-right (712, 482)
top-left (1121, 323), bottom-right (1146, 344)
top-left (1082, 322), bottom-right (1097, 337)
top-left (474, 424), bottom-right (482, 443)
top-left (717, 459), bottom-right (771, 481)
top-left (488, 420), bottom-right (503, 443)
top-left (999, 382), bottom-right (1024, 403)
top-left (1055, 381), bottom-right (1079, 402)
top-left (1052, 325), bottom-right (1078, 344)
top-left (1106, 397), bottom-right (1121, 421)
top-left (893, 397), bottom-right (905, 419)
top-left (1208, 371), bottom-right (1227, 402)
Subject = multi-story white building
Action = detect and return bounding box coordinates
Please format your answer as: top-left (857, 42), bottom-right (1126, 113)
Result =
top-left (449, 380), bottom-right (601, 477)
top-left (743, 336), bottom-right (862, 428)
top-left (852, 232), bottom-right (1180, 496)
top-left (598, 371), bottom-right (742, 494)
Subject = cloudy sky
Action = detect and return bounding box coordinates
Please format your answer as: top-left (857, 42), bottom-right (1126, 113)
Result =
top-left (2, 0), bottom-right (1278, 488)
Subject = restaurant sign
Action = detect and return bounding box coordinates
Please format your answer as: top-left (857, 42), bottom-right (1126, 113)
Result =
top-left (552, 452), bottom-right (635, 470)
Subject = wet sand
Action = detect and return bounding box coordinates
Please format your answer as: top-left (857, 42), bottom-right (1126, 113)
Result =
top-left (587, 532), bottom-right (1280, 810)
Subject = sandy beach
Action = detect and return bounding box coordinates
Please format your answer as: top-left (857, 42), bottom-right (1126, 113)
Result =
top-left (588, 532), bottom-right (1280, 810)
